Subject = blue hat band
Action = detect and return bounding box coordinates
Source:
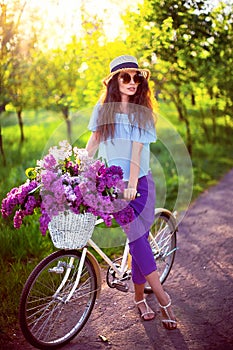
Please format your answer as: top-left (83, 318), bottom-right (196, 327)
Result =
top-left (111, 62), bottom-right (138, 72)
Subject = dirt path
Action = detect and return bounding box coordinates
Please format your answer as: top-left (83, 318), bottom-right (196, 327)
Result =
top-left (3, 169), bottom-right (233, 350)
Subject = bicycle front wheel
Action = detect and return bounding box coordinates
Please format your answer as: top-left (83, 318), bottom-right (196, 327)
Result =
top-left (19, 249), bottom-right (97, 349)
top-left (144, 210), bottom-right (177, 293)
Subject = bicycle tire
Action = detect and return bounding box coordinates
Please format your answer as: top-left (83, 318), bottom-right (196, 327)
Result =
top-left (144, 209), bottom-right (177, 294)
top-left (19, 249), bottom-right (97, 349)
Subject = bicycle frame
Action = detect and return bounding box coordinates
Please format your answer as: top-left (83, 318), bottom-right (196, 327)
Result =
top-left (88, 217), bottom-right (131, 279)
top-left (88, 237), bottom-right (130, 278)
top-left (54, 210), bottom-right (177, 303)
top-left (56, 219), bottom-right (130, 303)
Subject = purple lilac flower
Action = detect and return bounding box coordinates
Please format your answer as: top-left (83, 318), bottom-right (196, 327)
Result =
top-left (13, 210), bottom-right (25, 228)
top-left (41, 191), bottom-right (67, 217)
top-left (96, 178), bottom-right (106, 192)
top-left (1, 142), bottom-right (132, 235)
top-left (24, 196), bottom-right (40, 215)
top-left (113, 205), bottom-right (134, 226)
top-left (41, 170), bottom-right (57, 188)
top-left (97, 164), bottom-right (106, 175)
top-left (1, 180), bottom-right (39, 218)
top-left (65, 161), bottom-right (79, 176)
top-left (105, 166), bottom-right (123, 187)
top-left (1, 193), bottom-right (18, 218)
top-left (73, 185), bottom-right (82, 202)
top-left (71, 176), bottom-right (80, 186)
top-left (64, 184), bottom-right (76, 202)
top-left (39, 206), bottom-right (51, 235)
top-left (84, 162), bottom-right (101, 178)
top-left (61, 173), bottom-right (72, 187)
top-left (42, 154), bottom-right (57, 170)
top-left (96, 164), bottom-right (124, 194)
top-left (100, 212), bottom-right (112, 227)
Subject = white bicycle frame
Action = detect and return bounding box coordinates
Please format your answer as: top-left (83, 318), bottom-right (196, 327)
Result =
top-left (55, 210), bottom-right (176, 302)
top-left (57, 218), bottom-right (130, 302)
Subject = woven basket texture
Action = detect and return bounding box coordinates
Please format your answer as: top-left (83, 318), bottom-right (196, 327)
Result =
top-left (48, 211), bottom-right (96, 249)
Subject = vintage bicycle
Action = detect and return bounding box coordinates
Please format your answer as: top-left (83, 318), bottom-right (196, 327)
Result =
top-left (19, 207), bottom-right (178, 349)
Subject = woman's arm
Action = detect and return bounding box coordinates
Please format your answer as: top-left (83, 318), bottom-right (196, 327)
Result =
top-left (85, 131), bottom-right (100, 157)
top-left (124, 141), bottom-right (143, 201)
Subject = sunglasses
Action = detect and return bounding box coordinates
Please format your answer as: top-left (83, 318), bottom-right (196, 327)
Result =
top-left (119, 72), bottom-right (143, 85)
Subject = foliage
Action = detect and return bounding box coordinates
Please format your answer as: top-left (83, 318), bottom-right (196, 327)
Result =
top-left (0, 0), bottom-right (41, 156)
top-left (123, 0), bottom-right (233, 154)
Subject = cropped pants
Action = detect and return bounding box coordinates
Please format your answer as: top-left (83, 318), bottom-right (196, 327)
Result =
top-left (121, 172), bottom-right (157, 285)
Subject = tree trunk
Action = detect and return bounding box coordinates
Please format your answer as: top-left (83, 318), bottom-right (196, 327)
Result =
top-left (169, 90), bottom-right (193, 156)
top-left (0, 124), bottom-right (6, 165)
top-left (66, 118), bottom-right (72, 144)
top-left (210, 104), bottom-right (217, 142)
top-left (183, 116), bottom-right (192, 156)
top-left (191, 93), bottom-right (196, 106)
top-left (17, 109), bottom-right (24, 143)
top-left (200, 107), bottom-right (210, 141)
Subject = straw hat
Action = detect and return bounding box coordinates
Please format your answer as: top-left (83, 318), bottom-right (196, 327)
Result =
top-left (103, 55), bottom-right (150, 86)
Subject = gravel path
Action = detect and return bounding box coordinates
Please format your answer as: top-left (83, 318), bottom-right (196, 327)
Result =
top-left (2, 169), bottom-right (233, 350)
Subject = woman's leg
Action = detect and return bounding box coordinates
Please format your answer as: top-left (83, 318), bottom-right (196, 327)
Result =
top-left (132, 270), bottom-right (177, 327)
top-left (134, 283), bottom-right (155, 320)
top-left (130, 233), bottom-right (177, 328)
top-left (145, 270), bottom-right (177, 329)
top-left (125, 173), bottom-right (177, 327)
top-left (130, 234), bottom-right (156, 321)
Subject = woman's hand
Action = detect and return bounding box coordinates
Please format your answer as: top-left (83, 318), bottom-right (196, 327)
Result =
top-left (124, 187), bottom-right (137, 201)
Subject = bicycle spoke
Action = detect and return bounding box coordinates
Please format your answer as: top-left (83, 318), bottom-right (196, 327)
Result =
top-left (19, 250), bottom-right (97, 348)
top-left (145, 211), bottom-right (177, 293)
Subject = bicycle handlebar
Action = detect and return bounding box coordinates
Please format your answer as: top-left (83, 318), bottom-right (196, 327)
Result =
top-left (113, 192), bottom-right (140, 199)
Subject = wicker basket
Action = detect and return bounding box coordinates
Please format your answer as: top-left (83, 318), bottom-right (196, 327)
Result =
top-left (48, 211), bottom-right (96, 249)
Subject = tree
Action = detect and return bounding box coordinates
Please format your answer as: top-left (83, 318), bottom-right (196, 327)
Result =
top-left (0, 1), bottom-right (28, 162)
top-left (7, 35), bottom-right (38, 142)
top-left (123, 0), bottom-right (233, 154)
top-left (0, 1), bottom-right (37, 159)
top-left (76, 11), bottom-right (129, 107)
top-left (210, 2), bottom-right (233, 123)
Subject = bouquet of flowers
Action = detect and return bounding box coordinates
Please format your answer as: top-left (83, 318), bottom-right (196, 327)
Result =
top-left (1, 140), bottom-right (134, 236)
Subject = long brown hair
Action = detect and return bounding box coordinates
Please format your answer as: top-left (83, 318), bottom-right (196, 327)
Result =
top-left (96, 73), bottom-right (157, 141)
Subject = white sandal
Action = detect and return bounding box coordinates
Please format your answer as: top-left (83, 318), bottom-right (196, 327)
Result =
top-left (159, 293), bottom-right (177, 330)
top-left (134, 299), bottom-right (155, 321)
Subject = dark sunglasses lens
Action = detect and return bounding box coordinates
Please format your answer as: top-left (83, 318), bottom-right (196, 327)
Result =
top-left (121, 73), bottom-right (131, 84)
top-left (120, 72), bottom-right (143, 84)
top-left (133, 73), bottom-right (143, 84)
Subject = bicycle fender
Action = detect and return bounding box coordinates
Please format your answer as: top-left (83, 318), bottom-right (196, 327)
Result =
top-left (154, 208), bottom-right (178, 231)
top-left (86, 250), bottom-right (102, 299)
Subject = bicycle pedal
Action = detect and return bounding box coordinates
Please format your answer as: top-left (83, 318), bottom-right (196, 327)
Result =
top-left (112, 281), bottom-right (129, 292)
top-left (48, 267), bottom-right (64, 274)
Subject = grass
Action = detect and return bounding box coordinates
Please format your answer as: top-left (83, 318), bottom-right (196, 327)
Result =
top-left (0, 102), bottom-right (233, 337)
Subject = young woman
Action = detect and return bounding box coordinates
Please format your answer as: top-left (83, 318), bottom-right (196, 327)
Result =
top-left (86, 55), bottom-right (177, 330)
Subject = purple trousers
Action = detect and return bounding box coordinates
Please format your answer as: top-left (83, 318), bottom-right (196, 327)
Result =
top-left (122, 172), bottom-right (157, 284)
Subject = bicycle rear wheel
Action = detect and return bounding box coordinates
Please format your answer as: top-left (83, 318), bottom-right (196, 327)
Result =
top-left (19, 249), bottom-right (97, 349)
top-left (144, 209), bottom-right (177, 293)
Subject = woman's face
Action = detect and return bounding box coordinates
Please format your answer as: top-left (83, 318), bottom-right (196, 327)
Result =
top-left (118, 70), bottom-right (142, 100)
